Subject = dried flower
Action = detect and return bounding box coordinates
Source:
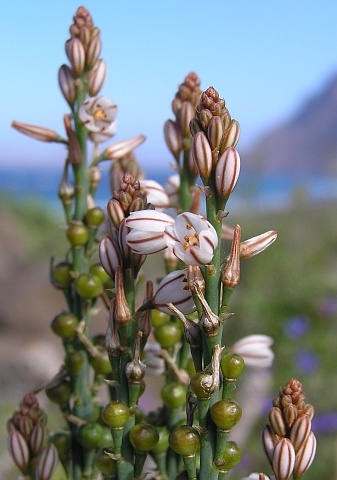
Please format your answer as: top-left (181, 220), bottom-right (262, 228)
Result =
top-left (79, 96), bottom-right (117, 142)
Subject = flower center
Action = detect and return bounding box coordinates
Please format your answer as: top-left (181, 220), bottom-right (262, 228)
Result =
top-left (93, 109), bottom-right (107, 121)
top-left (184, 232), bottom-right (199, 250)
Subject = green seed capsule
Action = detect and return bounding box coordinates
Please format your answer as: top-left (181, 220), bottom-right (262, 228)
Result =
top-left (220, 353), bottom-right (245, 380)
top-left (51, 312), bottom-right (79, 340)
top-left (89, 263), bottom-right (110, 284)
top-left (210, 399), bottom-right (242, 431)
top-left (45, 380), bottom-right (71, 409)
top-left (190, 371), bottom-right (212, 399)
top-left (161, 382), bottom-right (186, 409)
top-left (49, 432), bottom-right (71, 457)
top-left (51, 262), bottom-right (72, 288)
top-left (129, 423), bottom-right (159, 452)
top-left (101, 401), bottom-right (130, 429)
top-left (66, 223), bottom-right (90, 246)
top-left (86, 207), bottom-right (105, 227)
top-left (150, 427), bottom-right (170, 455)
top-left (153, 321), bottom-right (182, 349)
top-left (168, 425), bottom-right (200, 456)
top-left (151, 310), bottom-right (170, 328)
top-left (221, 441), bottom-right (242, 470)
top-left (75, 273), bottom-right (102, 299)
top-left (76, 422), bottom-right (106, 449)
top-left (95, 447), bottom-right (117, 476)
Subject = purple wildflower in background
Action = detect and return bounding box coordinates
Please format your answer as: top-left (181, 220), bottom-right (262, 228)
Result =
top-left (283, 315), bottom-right (310, 339)
top-left (317, 296), bottom-right (337, 318)
top-left (295, 349), bottom-right (319, 374)
top-left (312, 412), bottom-right (337, 434)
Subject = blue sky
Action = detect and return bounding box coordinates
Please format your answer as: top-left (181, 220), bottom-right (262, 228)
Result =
top-left (3, 1), bottom-right (337, 171)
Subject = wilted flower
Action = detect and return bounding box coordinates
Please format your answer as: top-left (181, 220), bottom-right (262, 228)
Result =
top-left (79, 96), bottom-right (117, 142)
top-left (139, 180), bottom-right (170, 211)
top-left (230, 334), bottom-right (274, 368)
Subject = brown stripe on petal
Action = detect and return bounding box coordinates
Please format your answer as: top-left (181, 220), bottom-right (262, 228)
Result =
top-left (127, 232), bottom-right (164, 245)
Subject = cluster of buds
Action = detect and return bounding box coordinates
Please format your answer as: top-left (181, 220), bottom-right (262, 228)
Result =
top-left (59, 6), bottom-right (107, 106)
top-left (164, 72), bottom-right (202, 159)
top-left (190, 87), bottom-right (240, 207)
top-left (7, 393), bottom-right (60, 479)
top-left (262, 379), bottom-right (316, 480)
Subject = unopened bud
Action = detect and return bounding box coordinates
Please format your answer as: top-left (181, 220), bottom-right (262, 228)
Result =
top-left (261, 424), bottom-right (278, 466)
top-left (220, 119), bottom-right (240, 152)
top-left (63, 115), bottom-right (83, 165)
top-left (29, 422), bottom-right (46, 456)
top-left (164, 120), bottom-right (182, 159)
top-left (293, 432), bottom-right (316, 477)
top-left (36, 444), bottom-right (59, 480)
top-left (269, 407), bottom-right (287, 437)
top-left (114, 266), bottom-right (131, 324)
top-left (178, 101), bottom-right (195, 136)
top-left (283, 404), bottom-right (298, 429)
top-left (7, 430), bottom-right (29, 471)
top-left (192, 131), bottom-right (212, 184)
top-left (207, 116), bottom-right (224, 151)
top-left (289, 414), bottom-right (311, 453)
top-left (66, 37), bottom-right (85, 75)
top-left (102, 134), bottom-right (146, 161)
top-left (215, 147), bottom-right (240, 203)
top-left (240, 231), bottom-right (277, 259)
top-left (86, 35), bottom-right (102, 69)
top-left (88, 58), bottom-right (107, 96)
top-left (99, 236), bottom-right (122, 278)
top-left (272, 438), bottom-right (295, 480)
top-left (12, 121), bottom-right (66, 143)
top-left (58, 65), bottom-right (76, 107)
top-left (107, 198), bottom-right (125, 229)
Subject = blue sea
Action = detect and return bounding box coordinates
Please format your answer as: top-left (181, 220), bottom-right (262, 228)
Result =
top-left (1, 164), bottom-right (337, 213)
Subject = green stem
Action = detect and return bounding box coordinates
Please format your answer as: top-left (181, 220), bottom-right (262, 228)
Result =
top-left (179, 150), bottom-right (193, 212)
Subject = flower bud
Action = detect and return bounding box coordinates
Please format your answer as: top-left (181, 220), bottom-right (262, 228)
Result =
top-left (283, 404), bottom-right (298, 429)
top-left (293, 432), bottom-right (316, 477)
top-left (114, 266), bottom-right (131, 324)
top-left (215, 147), bottom-right (240, 201)
top-left (164, 120), bottom-right (182, 159)
top-left (220, 119), bottom-right (240, 152)
top-left (36, 444), bottom-right (59, 480)
top-left (269, 407), bottom-right (287, 437)
top-left (261, 424), bottom-right (278, 466)
top-left (107, 198), bottom-right (125, 229)
top-left (178, 101), bottom-right (195, 136)
top-left (58, 65), bottom-right (76, 107)
top-left (207, 116), bottom-right (224, 151)
top-left (289, 414), bottom-right (311, 453)
top-left (272, 438), bottom-right (295, 480)
top-left (99, 236), bottom-right (122, 278)
top-left (88, 58), bottom-right (107, 96)
top-left (240, 231), bottom-right (277, 259)
top-left (230, 334), bottom-right (274, 368)
top-left (86, 35), bottom-right (102, 69)
top-left (12, 121), bottom-right (65, 143)
top-left (191, 131), bottom-right (212, 184)
top-left (66, 37), bottom-right (85, 75)
top-left (102, 134), bottom-right (146, 161)
top-left (7, 430), bottom-right (29, 471)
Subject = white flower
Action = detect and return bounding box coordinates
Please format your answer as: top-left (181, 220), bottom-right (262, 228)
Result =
top-left (164, 212), bottom-right (218, 266)
top-left (142, 341), bottom-right (165, 375)
top-left (125, 210), bottom-right (218, 266)
top-left (164, 174), bottom-right (180, 205)
top-left (79, 96), bottom-right (117, 143)
top-left (230, 334), bottom-right (274, 368)
top-left (152, 269), bottom-right (196, 315)
top-left (139, 180), bottom-right (170, 211)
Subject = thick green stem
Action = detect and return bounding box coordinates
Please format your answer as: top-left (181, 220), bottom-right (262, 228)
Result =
top-left (179, 150), bottom-right (193, 212)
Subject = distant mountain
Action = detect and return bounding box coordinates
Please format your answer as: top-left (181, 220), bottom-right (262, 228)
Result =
top-left (243, 73), bottom-right (337, 174)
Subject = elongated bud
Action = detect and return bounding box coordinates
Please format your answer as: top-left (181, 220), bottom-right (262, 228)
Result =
top-left (99, 236), bottom-right (122, 278)
top-left (207, 116), bottom-right (224, 151)
top-left (289, 414), bottom-right (311, 453)
top-left (164, 120), bottom-right (182, 159)
top-left (63, 115), bottom-right (83, 165)
top-left (178, 101), bottom-right (195, 136)
top-left (261, 424), bottom-right (278, 466)
top-left (36, 444), bottom-right (59, 480)
top-left (269, 407), bottom-right (287, 437)
top-left (88, 58), bottom-right (107, 96)
top-left (293, 432), bottom-right (316, 477)
top-left (66, 37), bottom-right (85, 75)
top-left (58, 65), bottom-right (76, 107)
top-left (220, 119), bottom-right (240, 152)
top-left (86, 35), bottom-right (102, 69)
top-left (7, 430), bottom-right (29, 471)
top-left (101, 134), bottom-right (146, 161)
top-left (192, 131), bottom-right (212, 184)
top-left (240, 231), bottom-right (277, 259)
top-left (222, 225), bottom-right (240, 288)
top-left (12, 121), bottom-right (66, 143)
top-left (283, 404), bottom-right (298, 429)
top-left (215, 147), bottom-right (240, 202)
top-left (107, 198), bottom-right (125, 229)
top-left (29, 422), bottom-right (46, 456)
top-left (272, 438), bottom-right (295, 480)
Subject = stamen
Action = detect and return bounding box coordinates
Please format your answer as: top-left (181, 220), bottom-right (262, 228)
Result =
top-left (93, 109), bottom-right (107, 121)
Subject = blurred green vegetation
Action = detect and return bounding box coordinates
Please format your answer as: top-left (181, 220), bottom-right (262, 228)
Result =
top-left (2, 193), bottom-right (337, 479)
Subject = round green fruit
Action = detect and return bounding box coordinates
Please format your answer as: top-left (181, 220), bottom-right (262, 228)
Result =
top-left (76, 422), bottom-right (105, 449)
top-left (102, 401), bottom-right (130, 429)
top-left (75, 274), bottom-right (102, 299)
top-left (210, 399), bottom-right (242, 431)
top-left (51, 312), bottom-right (79, 340)
top-left (66, 223), bottom-right (89, 246)
top-left (129, 423), bottom-right (159, 452)
top-left (153, 321), bottom-right (182, 349)
top-left (51, 262), bottom-right (72, 288)
top-left (86, 207), bottom-right (105, 227)
top-left (168, 425), bottom-right (199, 456)
top-left (220, 353), bottom-right (245, 380)
top-left (161, 382), bottom-right (186, 409)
